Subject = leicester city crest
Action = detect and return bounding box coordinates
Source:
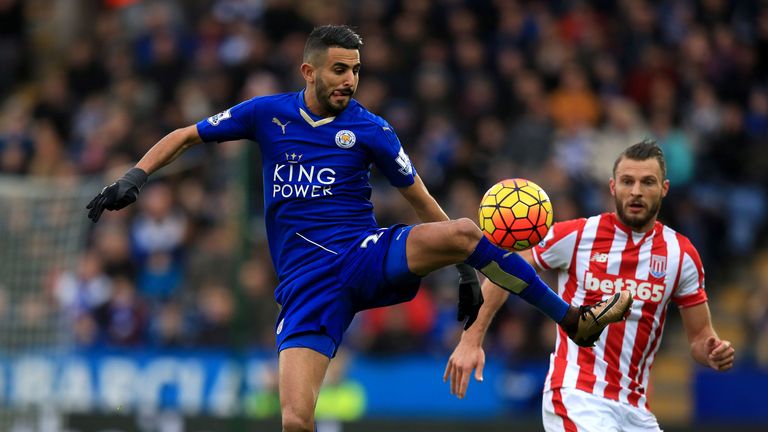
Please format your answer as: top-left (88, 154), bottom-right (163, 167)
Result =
top-left (335, 130), bottom-right (356, 148)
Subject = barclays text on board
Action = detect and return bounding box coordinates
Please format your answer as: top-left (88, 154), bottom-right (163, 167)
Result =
top-left (0, 352), bottom-right (273, 415)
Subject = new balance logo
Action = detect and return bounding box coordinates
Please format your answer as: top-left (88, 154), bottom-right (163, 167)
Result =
top-left (273, 117), bottom-right (290, 134)
top-left (590, 252), bottom-right (608, 263)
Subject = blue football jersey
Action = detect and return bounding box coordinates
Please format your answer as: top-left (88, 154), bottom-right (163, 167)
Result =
top-left (196, 91), bottom-right (416, 279)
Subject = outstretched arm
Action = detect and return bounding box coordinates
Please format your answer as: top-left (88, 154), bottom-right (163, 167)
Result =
top-left (444, 249), bottom-right (538, 398)
top-left (680, 302), bottom-right (735, 371)
top-left (443, 279), bottom-right (508, 398)
top-left (135, 125), bottom-right (204, 175)
top-left (397, 174), bottom-right (450, 223)
top-left (87, 125), bottom-right (203, 222)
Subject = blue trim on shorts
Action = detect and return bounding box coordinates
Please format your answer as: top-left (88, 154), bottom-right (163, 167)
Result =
top-left (278, 331), bottom-right (338, 359)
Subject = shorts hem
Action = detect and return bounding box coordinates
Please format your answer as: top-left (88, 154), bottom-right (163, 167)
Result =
top-left (278, 330), bottom-right (338, 359)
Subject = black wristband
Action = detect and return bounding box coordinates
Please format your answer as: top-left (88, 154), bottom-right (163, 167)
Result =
top-left (121, 167), bottom-right (148, 189)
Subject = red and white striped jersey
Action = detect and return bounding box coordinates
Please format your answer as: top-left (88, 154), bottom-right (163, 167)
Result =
top-left (532, 213), bottom-right (707, 411)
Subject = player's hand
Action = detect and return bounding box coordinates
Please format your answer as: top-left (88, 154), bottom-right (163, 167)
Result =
top-left (443, 339), bottom-right (485, 399)
top-left (706, 336), bottom-right (735, 371)
top-left (86, 167), bottom-right (148, 223)
top-left (456, 264), bottom-right (483, 330)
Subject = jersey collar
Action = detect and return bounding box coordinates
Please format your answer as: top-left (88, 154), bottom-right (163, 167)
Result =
top-left (297, 90), bottom-right (336, 128)
top-left (609, 212), bottom-right (659, 244)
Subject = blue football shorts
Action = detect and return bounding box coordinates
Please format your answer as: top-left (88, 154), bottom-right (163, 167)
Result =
top-left (279, 332), bottom-right (338, 359)
top-left (275, 224), bottom-right (421, 358)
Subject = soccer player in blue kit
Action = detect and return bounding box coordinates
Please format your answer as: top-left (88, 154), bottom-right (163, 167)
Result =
top-left (87, 25), bottom-right (632, 432)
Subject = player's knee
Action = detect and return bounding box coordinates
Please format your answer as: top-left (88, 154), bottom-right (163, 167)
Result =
top-left (450, 218), bottom-right (483, 255)
top-left (282, 411), bottom-right (314, 432)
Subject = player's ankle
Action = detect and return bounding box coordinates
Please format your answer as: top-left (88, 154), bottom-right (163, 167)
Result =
top-left (559, 306), bottom-right (579, 334)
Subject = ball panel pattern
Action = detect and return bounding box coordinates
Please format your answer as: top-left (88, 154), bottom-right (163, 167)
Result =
top-left (478, 178), bottom-right (553, 251)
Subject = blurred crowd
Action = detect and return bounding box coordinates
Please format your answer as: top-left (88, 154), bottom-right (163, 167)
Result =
top-left (1, 0), bottom-right (767, 367)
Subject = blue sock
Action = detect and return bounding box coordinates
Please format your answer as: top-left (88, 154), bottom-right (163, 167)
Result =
top-left (465, 237), bottom-right (569, 322)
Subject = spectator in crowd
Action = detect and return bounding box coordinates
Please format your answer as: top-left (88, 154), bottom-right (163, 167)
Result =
top-left (93, 274), bottom-right (149, 347)
top-left (54, 250), bottom-right (112, 323)
top-left (194, 278), bottom-right (236, 347)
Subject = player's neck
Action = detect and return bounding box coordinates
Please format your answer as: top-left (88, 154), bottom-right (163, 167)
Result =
top-left (303, 89), bottom-right (334, 118)
top-left (613, 212), bottom-right (656, 234)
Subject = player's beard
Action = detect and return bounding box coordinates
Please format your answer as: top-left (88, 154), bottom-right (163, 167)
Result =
top-left (616, 195), bottom-right (662, 231)
top-left (314, 75), bottom-right (353, 116)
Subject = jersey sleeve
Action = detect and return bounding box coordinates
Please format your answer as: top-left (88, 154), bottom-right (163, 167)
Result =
top-left (672, 236), bottom-right (708, 308)
top-left (196, 97), bottom-right (260, 143)
top-left (531, 218), bottom-right (585, 271)
top-left (368, 125), bottom-right (416, 188)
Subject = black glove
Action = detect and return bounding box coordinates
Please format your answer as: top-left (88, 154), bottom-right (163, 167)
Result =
top-left (456, 263), bottom-right (484, 330)
top-left (86, 167), bottom-right (148, 223)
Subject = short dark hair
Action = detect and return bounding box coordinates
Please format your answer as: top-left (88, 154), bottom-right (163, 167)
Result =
top-left (612, 139), bottom-right (667, 179)
top-left (303, 25), bottom-right (363, 64)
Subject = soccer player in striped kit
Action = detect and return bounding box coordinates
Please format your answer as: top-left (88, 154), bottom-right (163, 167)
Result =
top-left (445, 140), bottom-right (735, 431)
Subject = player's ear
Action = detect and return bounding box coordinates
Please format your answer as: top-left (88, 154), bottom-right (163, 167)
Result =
top-left (300, 62), bottom-right (315, 84)
top-left (661, 179), bottom-right (670, 198)
top-left (609, 177), bottom-right (616, 196)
